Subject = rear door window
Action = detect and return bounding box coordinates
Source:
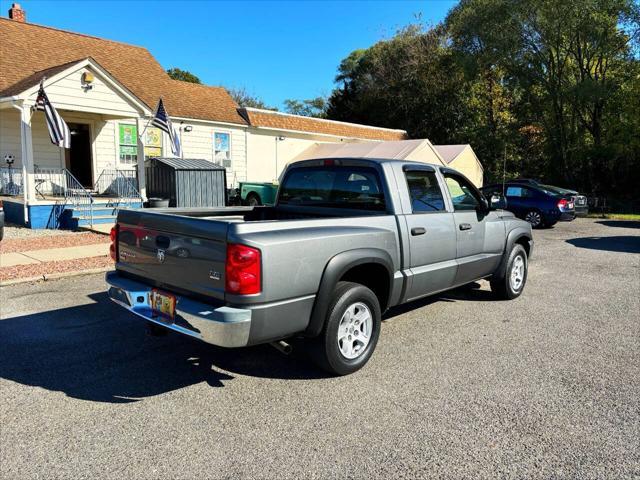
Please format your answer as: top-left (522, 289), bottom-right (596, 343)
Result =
top-left (405, 170), bottom-right (446, 213)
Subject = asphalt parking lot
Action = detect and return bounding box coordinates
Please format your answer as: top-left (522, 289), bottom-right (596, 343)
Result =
top-left (1, 218), bottom-right (638, 479)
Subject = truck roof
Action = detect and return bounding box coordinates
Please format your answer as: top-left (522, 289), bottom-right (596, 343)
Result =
top-left (291, 157), bottom-right (444, 170)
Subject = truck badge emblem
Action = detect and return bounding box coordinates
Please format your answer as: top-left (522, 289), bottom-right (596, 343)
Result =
top-left (209, 270), bottom-right (221, 281)
top-left (156, 249), bottom-right (166, 263)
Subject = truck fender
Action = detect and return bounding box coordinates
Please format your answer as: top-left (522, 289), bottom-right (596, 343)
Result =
top-left (304, 248), bottom-right (394, 338)
top-left (493, 228), bottom-right (533, 280)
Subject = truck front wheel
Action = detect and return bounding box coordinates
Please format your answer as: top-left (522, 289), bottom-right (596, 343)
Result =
top-left (310, 281), bottom-right (381, 375)
top-left (490, 243), bottom-right (528, 300)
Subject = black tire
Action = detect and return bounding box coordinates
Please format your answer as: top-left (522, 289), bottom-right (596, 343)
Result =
top-left (246, 193), bottom-right (261, 207)
top-left (524, 209), bottom-right (544, 228)
top-left (310, 281), bottom-right (381, 376)
top-left (490, 244), bottom-right (528, 300)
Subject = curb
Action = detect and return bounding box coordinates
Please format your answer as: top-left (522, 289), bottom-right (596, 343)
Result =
top-left (0, 266), bottom-right (112, 287)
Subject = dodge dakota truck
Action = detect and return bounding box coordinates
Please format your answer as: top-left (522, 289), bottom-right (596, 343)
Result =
top-left (106, 158), bottom-right (533, 375)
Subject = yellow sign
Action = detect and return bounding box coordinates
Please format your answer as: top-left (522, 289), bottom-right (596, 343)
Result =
top-left (145, 127), bottom-right (162, 148)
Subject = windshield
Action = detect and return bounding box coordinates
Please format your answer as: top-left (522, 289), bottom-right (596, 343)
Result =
top-left (278, 166), bottom-right (387, 211)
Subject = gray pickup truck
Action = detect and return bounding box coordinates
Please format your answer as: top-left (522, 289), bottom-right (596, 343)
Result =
top-left (106, 158), bottom-right (533, 375)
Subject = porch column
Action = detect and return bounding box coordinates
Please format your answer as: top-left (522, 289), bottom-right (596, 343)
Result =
top-left (18, 102), bottom-right (35, 221)
top-left (135, 116), bottom-right (147, 200)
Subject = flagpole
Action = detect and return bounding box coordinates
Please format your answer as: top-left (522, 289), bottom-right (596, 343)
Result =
top-left (138, 100), bottom-right (159, 140)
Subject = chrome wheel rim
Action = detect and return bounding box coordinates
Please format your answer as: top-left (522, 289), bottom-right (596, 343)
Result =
top-left (337, 302), bottom-right (373, 360)
top-left (525, 211), bottom-right (542, 227)
top-left (510, 255), bottom-right (525, 291)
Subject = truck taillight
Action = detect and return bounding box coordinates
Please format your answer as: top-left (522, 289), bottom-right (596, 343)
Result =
top-left (109, 224), bottom-right (119, 262)
top-left (225, 244), bottom-right (261, 295)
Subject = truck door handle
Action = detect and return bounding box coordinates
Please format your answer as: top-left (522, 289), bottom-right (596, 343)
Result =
top-left (411, 227), bottom-right (426, 236)
top-left (459, 223), bottom-right (472, 231)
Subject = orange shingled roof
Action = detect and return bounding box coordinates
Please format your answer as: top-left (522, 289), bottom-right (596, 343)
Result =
top-left (239, 108), bottom-right (408, 141)
top-left (0, 17), bottom-right (408, 140)
top-left (0, 18), bottom-right (245, 125)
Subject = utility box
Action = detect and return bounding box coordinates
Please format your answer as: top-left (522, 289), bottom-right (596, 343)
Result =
top-left (144, 157), bottom-right (227, 208)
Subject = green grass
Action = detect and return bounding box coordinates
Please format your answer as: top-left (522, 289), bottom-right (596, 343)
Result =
top-left (587, 213), bottom-right (640, 221)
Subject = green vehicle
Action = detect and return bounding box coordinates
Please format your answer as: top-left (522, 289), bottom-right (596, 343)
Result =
top-left (239, 181), bottom-right (279, 206)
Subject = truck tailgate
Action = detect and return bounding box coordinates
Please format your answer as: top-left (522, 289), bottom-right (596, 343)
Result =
top-left (115, 209), bottom-right (229, 302)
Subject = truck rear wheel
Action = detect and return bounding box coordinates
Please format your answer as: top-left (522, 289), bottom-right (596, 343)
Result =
top-left (310, 281), bottom-right (381, 375)
top-left (246, 193), bottom-right (261, 207)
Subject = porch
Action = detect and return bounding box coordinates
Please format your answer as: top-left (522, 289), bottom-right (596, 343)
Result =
top-left (1, 167), bottom-right (142, 229)
top-left (0, 57), bottom-right (153, 229)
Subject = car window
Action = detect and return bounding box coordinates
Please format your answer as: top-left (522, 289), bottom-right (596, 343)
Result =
top-left (444, 174), bottom-right (480, 211)
top-left (506, 186), bottom-right (524, 197)
top-left (405, 170), bottom-right (445, 213)
top-left (506, 186), bottom-right (534, 198)
top-left (279, 166), bottom-right (386, 211)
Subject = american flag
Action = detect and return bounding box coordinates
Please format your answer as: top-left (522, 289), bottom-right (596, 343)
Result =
top-left (35, 82), bottom-right (70, 149)
top-left (151, 99), bottom-right (182, 157)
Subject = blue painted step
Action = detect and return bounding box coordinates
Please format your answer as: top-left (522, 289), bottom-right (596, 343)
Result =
top-left (60, 201), bottom-right (142, 229)
top-left (75, 216), bottom-right (117, 226)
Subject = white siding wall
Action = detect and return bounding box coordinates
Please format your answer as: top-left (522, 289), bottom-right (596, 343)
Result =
top-left (31, 113), bottom-right (65, 168)
top-left (0, 109), bottom-right (66, 169)
top-left (0, 109), bottom-right (22, 166)
top-left (246, 129), bottom-right (344, 182)
top-left (94, 119), bottom-right (118, 173)
top-left (26, 67), bottom-right (140, 117)
top-left (178, 121), bottom-right (247, 186)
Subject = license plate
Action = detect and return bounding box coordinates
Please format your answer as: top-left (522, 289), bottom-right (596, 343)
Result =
top-left (150, 289), bottom-right (176, 321)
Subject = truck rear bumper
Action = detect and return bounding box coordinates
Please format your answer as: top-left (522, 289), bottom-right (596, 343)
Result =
top-left (105, 271), bottom-right (251, 348)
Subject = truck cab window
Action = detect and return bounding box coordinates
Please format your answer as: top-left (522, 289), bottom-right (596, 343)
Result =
top-left (444, 174), bottom-right (480, 211)
top-left (405, 170), bottom-right (445, 213)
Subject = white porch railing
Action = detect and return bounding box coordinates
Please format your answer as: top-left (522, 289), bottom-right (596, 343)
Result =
top-left (2, 166), bottom-right (142, 227)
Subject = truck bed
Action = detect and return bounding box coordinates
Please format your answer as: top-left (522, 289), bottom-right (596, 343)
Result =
top-left (114, 205), bottom-right (401, 308)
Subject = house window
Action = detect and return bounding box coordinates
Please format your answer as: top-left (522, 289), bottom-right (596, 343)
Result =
top-left (214, 132), bottom-right (231, 168)
top-left (144, 126), bottom-right (163, 160)
top-left (118, 124), bottom-right (137, 164)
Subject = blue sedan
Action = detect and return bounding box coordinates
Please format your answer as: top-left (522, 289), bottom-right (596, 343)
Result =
top-left (481, 183), bottom-right (575, 228)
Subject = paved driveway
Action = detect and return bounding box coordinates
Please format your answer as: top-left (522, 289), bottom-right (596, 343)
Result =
top-left (1, 218), bottom-right (638, 478)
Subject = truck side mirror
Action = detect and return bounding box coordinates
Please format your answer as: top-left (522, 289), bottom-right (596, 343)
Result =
top-left (490, 194), bottom-right (507, 210)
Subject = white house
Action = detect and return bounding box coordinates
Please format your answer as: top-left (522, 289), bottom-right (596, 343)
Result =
top-left (0, 4), bottom-right (408, 228)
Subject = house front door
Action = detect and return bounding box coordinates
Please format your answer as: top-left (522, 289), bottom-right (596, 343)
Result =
top-left (66, 123), bottom-right (93, 188)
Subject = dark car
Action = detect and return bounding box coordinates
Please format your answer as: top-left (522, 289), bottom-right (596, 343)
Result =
top-left (481, 183), bottom-right (575, 228)
top-left (511, 178), bottom-right (588, 217)
top-left (539, 184), bottom-right (589, 216)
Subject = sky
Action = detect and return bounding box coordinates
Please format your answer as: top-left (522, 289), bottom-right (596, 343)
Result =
top-left (3, 0), bottom-right (458, 109)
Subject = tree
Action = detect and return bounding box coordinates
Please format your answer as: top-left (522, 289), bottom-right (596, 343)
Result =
top-left (166, 68), bottom-right (202, 84)
top-left (326, 0), bottom-right (640, 197)
top-left (326, 25), bottom-right (471, 143)
top-left (283, 97), bottom-right (327, 117)
top-left (227, 87), bottom-right (277, 110)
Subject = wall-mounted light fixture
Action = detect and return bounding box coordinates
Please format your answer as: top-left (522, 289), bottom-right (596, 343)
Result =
top-left (277, 136), bottom-right (285, 141)
top-left (81, 71), bottom-right (94, 91)
top-left (183, 125), bottom-right (193, 132)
